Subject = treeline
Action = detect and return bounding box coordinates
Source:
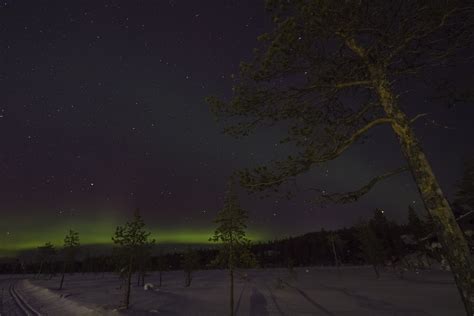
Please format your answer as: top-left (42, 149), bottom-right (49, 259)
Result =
top-left (2, 205), bottom-right (469, 276)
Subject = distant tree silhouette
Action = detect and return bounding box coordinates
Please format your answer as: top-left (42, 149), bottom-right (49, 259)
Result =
top-left (182, 247), bottom-right (199, 287)
top-left (112, 209), bottom-right (155, 309)
top-left (207, 1), bottom-right (474, 311)
top-left (210, 182), bottom-right (257, 316)
top-left (59, 229), bottom-right (80, 290)
top-left (36, 242), bottom-right (56, 279)
top-left (327, 232), bottom-right (344, 272)
top-left (356, 221), bottom-right (384, 278)
top-left (156, 251), bottom-right (168, 287)
top-left (408, 205), bottom-right (426, 240)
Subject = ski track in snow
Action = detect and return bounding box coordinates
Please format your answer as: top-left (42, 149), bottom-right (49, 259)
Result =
top-left (1, 267), bottom-right (466, 316)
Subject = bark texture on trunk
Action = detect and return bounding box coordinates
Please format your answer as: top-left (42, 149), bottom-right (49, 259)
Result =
top-left (230, 268), bottom-right (234, 316)
top-left (371, 65), bottom-right (474, 315)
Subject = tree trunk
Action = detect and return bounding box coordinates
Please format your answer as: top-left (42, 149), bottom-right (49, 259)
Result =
top-left (124, 257), bottom-right (133, 309)
top-left (159, 271), bottom-right (162, 287)
top-left (185, 271), bottom-right (191, 287)
top-left (230, 267), bottom-right (234, 316)
top-left (59, 262), bottom-right (66, 290)
top-left (373, 264), bottom-right (380, 279)
top-left (330, 236), bottom-right (340, 275)
top-left (1, 287), bottom-right (4, 314)
top-left (141, 272), bottom-right (145, 287)
top-left (36, 261), bottom-right (44, 279)
top-left (371, 65), bottom-right (474, 315)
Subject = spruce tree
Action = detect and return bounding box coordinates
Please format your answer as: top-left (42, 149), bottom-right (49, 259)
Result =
top-left (210, 183), bottom-right (257, 316)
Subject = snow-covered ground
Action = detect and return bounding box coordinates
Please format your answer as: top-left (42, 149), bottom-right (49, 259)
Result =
top-left (4, 266), bottom-right (465, 315)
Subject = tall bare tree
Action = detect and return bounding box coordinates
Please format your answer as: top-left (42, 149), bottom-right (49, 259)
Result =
top-left (207, 1), bottom-right (474, 313)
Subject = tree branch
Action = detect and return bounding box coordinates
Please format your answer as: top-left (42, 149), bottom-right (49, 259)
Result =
top-left (292, 80), bottom-right (373, 93)
top-left (410, 113), bottom-right (429, 124)
top-left (309, 166), bottom-right (410, 205)
top-left (243, 117), bottom-right (394, 190)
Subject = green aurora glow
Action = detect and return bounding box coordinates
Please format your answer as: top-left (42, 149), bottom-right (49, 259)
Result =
top-left (0, 215), bottom-right (270, 255)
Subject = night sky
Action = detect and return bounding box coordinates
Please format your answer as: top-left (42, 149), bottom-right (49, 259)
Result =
top-left (1, 0), bottom-right (473, 253)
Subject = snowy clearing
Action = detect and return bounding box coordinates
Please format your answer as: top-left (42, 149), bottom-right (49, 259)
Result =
top-left (1, 266), bottom-right (465, 315)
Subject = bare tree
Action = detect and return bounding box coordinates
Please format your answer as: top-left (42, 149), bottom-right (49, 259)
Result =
top-left (207, 1), bottom-right (474, 313)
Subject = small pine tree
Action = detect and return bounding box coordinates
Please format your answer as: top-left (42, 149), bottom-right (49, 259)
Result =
top-left (112, 210), bottom-right (155, 309)
top-left (182, 247), bottom-right (200, 287)
top-left (59, 229), bottom-right (80, 290)
top-left (210, 183), bottom-right (257, 316)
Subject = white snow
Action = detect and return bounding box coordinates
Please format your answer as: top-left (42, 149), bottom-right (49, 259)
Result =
top-left (7, 266), bottom-right (466, 315)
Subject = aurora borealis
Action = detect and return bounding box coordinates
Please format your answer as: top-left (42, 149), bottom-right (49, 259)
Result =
top-left (0, 211), bottom-right (268, 254)
top-left (1, 1), bottom-right (473, 256)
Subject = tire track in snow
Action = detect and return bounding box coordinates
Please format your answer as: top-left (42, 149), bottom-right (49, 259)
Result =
top-left (316, 283), bottom-right (429, 315)
top-left (282, 281), bottom-right (335, 316)
top-left (7, 281), bottom-right (42, 316)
